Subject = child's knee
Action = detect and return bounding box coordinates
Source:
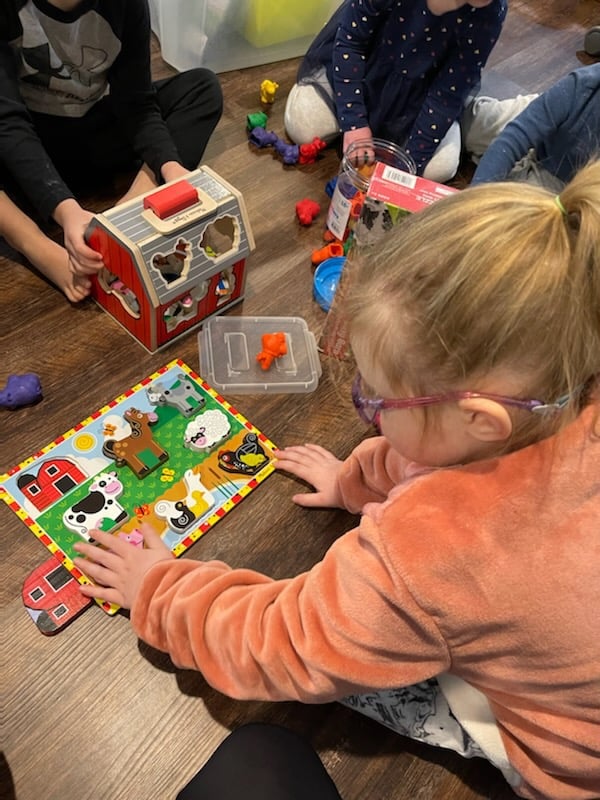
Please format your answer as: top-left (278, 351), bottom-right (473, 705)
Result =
top-left (284, 83), bottom-right (339, 145)
top-left (422, 122), bottom-right (461, 183)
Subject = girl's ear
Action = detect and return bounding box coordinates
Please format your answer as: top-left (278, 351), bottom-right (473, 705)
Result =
top-left (457, 397), bottom-right (513, 443)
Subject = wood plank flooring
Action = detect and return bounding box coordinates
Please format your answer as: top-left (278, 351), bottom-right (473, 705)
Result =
top-left (1, 2), bottom-right (598, 798)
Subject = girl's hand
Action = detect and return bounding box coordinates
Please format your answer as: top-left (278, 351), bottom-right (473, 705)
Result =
top-left (54, 199), bottom-right (103, 276)
top-left (73, 523), bottom-right (174, 609)
top-left (343, 127), bottom-right (375, 166)
top-left (274, 444), bottom-right (345, 508)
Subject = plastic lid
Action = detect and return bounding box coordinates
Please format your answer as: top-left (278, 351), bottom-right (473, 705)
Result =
top-left (198, 316), bottom-right (322, 394)
top-left (313, 256), bottom-right (346, 312)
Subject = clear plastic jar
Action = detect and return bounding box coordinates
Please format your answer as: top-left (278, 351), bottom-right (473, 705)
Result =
top-left (326, 138), bottom-right (416, 244)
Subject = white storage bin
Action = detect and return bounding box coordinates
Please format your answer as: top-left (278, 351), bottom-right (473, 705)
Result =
top-left (148, 0), bottom-right (339, 74)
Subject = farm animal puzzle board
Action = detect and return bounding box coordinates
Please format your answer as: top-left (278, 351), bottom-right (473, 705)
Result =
top-left (1, 359), bottom-right (276, 615)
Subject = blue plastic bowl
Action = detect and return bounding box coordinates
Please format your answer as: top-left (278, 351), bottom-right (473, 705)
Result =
top-left (313, 256), bottom-right (346, 312)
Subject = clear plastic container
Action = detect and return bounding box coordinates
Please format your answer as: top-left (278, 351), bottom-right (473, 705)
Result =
top-left (198, 316), bottom-right (322, 393)
top-left (148, 0), bottom-right (340, 74)
top-left (326, 139), bottom-right (416, 243)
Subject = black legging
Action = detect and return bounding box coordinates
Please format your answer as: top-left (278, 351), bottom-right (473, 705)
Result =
top-left (176, 724), bottom-right (343, 800)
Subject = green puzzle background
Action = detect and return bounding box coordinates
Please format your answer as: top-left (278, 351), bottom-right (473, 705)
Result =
top-left (38, 393), bottom-right (250, 557)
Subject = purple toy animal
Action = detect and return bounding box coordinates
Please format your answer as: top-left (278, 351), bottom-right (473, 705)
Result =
top-left (0, 373), bottom-right (42, 410)
top-left (248, 127), bottom-right (279, 148)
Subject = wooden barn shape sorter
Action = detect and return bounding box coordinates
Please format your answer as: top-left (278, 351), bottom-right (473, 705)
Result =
top-left (87, 166), bottom-right (255, 352)
top-left (1, 360), bottom-right (276, 625)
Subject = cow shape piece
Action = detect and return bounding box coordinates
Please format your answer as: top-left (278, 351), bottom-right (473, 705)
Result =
top-left (102, 408), bottom-right (169, 478)
top-left (62, 471), bottom-right (128, 541)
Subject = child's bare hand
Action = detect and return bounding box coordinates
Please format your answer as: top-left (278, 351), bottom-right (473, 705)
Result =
top-left (274, 444), bottom-right (345, 508)
top-left (343, 127), bottom-right (375, 166)
top-left (54, 199), bottom-right (103, 276)
top-left (73, 523), bottom-right (174, 609)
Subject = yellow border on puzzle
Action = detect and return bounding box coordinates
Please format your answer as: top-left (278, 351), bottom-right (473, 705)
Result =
top-left (1, 358), bottom-right (277, 614)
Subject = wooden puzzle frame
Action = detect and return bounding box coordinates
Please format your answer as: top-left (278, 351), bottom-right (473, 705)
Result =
top-left (1, 359), bottom-right (276, 615)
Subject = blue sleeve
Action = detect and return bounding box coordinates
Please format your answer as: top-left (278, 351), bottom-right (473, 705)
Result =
top-left (405, 6), bottom-right (506, 173)
top-left (332, 0), bottom-right (391, 132)
top-left (472, 72), bottom-right (576, 184)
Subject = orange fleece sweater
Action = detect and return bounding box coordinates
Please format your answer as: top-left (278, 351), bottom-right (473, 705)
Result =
top-left (132, 404), bottom-right (600, 800)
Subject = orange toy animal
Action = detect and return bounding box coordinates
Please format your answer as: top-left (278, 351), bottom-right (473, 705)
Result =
top-left (256, 331), bottom-right (287, 370)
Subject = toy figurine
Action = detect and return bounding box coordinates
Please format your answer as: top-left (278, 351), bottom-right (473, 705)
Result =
top-left (298, 137), bottom-right (327, 165)
top-left (260, 79), bottom-right (279, 104)
top-left (296, 198), bottom-right (321, 226)
top-left (0, 373), bottom-right (43, 409)
top-left (311, 242), bottom-right (345, 267)
top-left (248, 127), bottom-right (325, 168)
top-left (246, 111), bottom-right (269, 130)
top-left (273, 138), bottom-right (300, 166)
top-left (256, 332), bottom-right (287, 370)
top-left (249, 127), bottom-right (279, 148)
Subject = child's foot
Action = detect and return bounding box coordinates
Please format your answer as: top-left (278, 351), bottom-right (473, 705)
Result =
top-left (21, 236), bottom-right (91, 303)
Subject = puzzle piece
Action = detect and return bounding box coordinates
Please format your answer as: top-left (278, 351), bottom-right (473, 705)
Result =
top-left (184, 409), bottom-right (231, 453)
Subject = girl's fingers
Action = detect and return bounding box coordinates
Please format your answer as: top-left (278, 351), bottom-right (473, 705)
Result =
top-left (79, 582), bottom-right (122, 605)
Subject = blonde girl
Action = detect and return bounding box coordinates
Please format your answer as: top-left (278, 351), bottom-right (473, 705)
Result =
top-left (74, 161), bottom-right (600, 800)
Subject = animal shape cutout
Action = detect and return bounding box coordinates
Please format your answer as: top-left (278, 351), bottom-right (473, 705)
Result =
top-left (184, 409), bottom-right (231, 453)
top-left (62, 471), bottom-right (128, 541)
top-left (146, 374), bottom-right (206, 417)
top-left (103, 408), bottom-right (169, 477)
top-left (151, 238), bottom-right (191, 283)
top-left (154, 469), bottom-right (214, 532)
top-left (218, 432), bottom-right (267, 476)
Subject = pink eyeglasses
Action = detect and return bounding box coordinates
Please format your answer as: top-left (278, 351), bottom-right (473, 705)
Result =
top-left (351, 373), bottom-right (572, 426)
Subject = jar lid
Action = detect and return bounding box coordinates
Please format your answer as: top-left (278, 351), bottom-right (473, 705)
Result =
top-left (313, 256), bottom-right (346, 311)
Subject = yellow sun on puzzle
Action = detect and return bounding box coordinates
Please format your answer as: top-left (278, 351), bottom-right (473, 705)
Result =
top-left (73, 433), bottom-right (96, 452)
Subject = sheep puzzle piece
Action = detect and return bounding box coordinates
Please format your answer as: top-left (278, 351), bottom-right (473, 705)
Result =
top-left (1, 360), bottom-right (276, 624)
top-left (86, 167), bottom-right (255, 352)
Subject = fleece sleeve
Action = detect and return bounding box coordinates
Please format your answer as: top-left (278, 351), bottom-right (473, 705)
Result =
top-left (130, 515), bottom-right (450, 702)
top-left (336, 436), bottom-right (417, 513)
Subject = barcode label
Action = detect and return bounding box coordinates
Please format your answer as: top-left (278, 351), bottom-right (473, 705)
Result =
top-left (381, 166), bottom-right (417, 188)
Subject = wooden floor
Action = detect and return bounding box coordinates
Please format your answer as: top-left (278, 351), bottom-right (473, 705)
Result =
top-left (2, 3), bottom-right (598, 799)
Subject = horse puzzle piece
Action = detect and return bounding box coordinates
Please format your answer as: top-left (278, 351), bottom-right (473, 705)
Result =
top-left (62, 471), bottom-right (128, 541)
top-left (146, 373), bottom-right (206, 417)
top-left (184, 409), bottom-right (231, 453)
top-left (102, 408), bottom-right (169, 478)
top-left (256, 331), bottom-right (287, 370)
top-left (154, 469), bottom-right (214, 532)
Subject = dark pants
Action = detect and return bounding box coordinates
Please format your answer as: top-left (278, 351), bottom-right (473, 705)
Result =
top-left (176, 724), bottom-right (343, 800)
top-left (1, 68), bottom-right (222, 205)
